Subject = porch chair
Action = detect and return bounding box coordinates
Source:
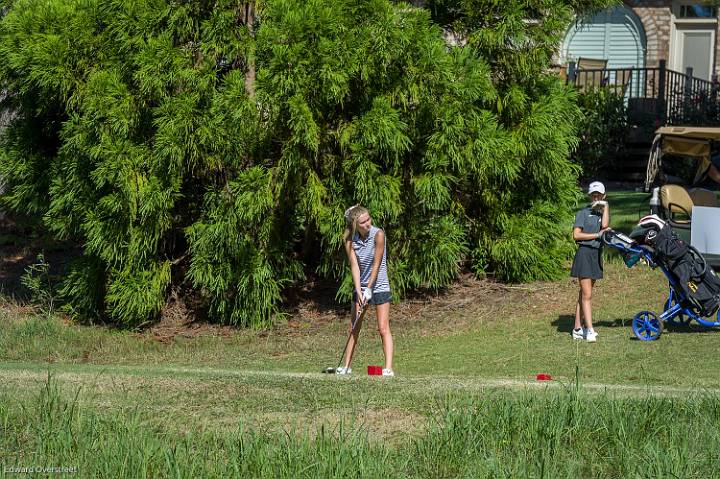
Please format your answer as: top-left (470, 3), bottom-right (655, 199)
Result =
top-left (608, 69), bottom-right (632, 97)
top-left (574, 57), bottom-right (609, 91)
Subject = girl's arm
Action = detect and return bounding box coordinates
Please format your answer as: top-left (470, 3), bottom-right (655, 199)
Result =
top-left (573, 227), bottom-right (604, 242)
top-left (601, 203), bottom-right (610, 229)
top-left (345, 236), bottom-right (363, 298)
top-left (366, 230), bottom-right (385, 290)
top-left (708, 164), bottom-right (720, 184)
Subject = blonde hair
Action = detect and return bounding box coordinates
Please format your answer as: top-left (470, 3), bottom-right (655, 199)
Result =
top-left (343, 204), bottom-right (369, 241)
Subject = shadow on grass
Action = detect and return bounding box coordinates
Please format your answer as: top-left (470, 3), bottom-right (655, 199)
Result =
top-left (555, 313), bottom-right (720, 341)
top-left (552, 314), bottom-right (628, 333)
top-left (662, 320), bottom-right (720, 334)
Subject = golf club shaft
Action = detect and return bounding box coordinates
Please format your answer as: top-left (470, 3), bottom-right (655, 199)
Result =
top-left (335, 300), bottom-right (369, 370)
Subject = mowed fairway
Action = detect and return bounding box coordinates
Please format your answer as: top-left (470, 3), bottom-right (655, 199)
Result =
top-left (2, 191), bottom-right (720, 476)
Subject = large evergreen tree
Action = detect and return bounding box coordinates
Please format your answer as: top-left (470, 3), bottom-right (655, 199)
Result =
top-left (0, 0), bottom-right (614, 327)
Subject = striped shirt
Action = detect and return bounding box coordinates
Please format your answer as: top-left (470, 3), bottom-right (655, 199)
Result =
top-left (352, 225), bottom-right (391, 293)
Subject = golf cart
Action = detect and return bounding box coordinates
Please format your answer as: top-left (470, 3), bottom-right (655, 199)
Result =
top-left (644, 126), bottom-right (720, 267)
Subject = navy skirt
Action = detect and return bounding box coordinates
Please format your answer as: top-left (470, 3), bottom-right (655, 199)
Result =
top-left (353, 290), bottom-right (392, 305)
top-left (570, 246), bottom-right (603, 279)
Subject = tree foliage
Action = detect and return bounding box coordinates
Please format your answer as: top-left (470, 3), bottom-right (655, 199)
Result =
top-left (1, 0), bottom-right (615, 327)
top-left (574, 87), bottom-right (628, 181)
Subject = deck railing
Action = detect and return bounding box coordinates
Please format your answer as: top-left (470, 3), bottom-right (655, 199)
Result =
top-left (566, 60), bottom-right (720, 126)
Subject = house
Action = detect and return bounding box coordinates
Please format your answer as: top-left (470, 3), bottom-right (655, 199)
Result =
top-left (563, 2), bottom-right (718, 80)
top-left (561, 3), bottom-right (720, 180)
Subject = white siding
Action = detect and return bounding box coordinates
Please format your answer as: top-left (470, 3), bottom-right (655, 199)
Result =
top-left (564, 6), bottom-right (646, 68)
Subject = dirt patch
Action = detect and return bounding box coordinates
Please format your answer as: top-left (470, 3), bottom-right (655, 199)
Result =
top-left (271, 273), bottom-right (560, 340)
top-left (120, 273), bottom-right (540, 342)
top-left (248, 408), bottom-right (426, 444)
top-left (149, 290), bottom-right (235, 343)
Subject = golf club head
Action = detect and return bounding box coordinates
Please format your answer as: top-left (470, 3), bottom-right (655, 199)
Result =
top-left (322, 367), bottom-right (337, 374)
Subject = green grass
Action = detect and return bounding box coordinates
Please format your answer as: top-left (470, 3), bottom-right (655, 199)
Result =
top-left (1, 375), bottom-right (719, 478)
top-left (605, 190), bottom-right (650, 233)
top-left (2, 190), bottom-right (720, 476)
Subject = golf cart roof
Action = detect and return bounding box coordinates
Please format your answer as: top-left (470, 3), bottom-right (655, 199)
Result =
top-left (645, 126), bottom-right (720, 190)
top-left (655, 126), bottom-right (720, 141)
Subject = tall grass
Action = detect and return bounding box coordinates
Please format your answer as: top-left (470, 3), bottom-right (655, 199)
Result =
top-left (412, 389), bottom-right (720, 478)
top-left (2, 377), bottom-right (719, 478)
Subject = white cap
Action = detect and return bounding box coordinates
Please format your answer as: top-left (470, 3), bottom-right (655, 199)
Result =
top-left (588, 181), bottom-right (605, 195)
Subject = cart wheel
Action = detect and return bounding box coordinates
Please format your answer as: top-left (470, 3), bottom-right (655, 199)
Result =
top-left (632, 311), bottom-right (663, 341)
top-left (663, 296), bottom-right (688, 326)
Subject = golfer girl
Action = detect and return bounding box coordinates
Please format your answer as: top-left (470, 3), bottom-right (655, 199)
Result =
top-left (570, 181), bottom-right (610, 342)
top-left (336, 205), bottom-right (394, 376)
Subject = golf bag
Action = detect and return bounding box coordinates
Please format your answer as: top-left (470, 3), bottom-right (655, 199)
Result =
top-left (632, 221), bottom-right (720, 317)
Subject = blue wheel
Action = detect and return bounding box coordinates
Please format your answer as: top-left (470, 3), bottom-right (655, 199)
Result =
top-left (632, 311), bottom-right (663, 341)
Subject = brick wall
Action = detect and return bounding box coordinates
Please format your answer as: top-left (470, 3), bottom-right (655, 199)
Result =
top-left (627, 0), bottom-right (720, 76)
top-left (627, 1), bottom-right (673, 69)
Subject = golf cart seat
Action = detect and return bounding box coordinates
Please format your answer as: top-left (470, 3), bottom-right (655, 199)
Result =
top-left (688, 187), bottom-right (718, 207)
top-left (660, 184), bottom-right (693, 230)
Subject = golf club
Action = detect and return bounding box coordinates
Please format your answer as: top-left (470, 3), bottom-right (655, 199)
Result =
top-left (322, 299), bottom-right (369, 373)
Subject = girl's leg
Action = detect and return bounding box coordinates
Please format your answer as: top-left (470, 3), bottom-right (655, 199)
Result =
top-left (376, 302), bottom-right (393, 370)
top-left (342, 301), bottom-right (365, 368)
top-left (574, 286), bottom-right (583, 330)
top-left (579, 278), bottom-right (595, 331)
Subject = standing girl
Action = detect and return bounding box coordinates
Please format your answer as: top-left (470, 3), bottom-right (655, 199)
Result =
top-left (336, 205), bottom-right (394, 376)
top-left (571, 181), bottom-right (610, 342)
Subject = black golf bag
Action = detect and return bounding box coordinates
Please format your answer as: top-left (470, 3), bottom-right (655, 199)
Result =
top-left (632, 224), bottom-right (720, 317)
